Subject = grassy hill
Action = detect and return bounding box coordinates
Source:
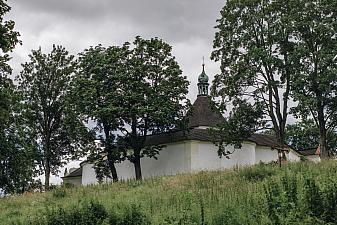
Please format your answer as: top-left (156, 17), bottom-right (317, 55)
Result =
top-left (1, 161), bottom-right (337, 225)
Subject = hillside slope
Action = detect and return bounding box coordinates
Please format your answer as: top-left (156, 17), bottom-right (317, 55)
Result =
top-left (1, 161), bottom-right (337, 224)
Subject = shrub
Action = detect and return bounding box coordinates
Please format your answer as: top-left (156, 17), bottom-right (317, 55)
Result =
top-left (32, 200), bottom-right (107, 225)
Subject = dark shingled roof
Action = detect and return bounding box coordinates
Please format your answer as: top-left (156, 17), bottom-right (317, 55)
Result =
top-left (145, 96), bottom-right (286, 149)
top-left (62, 167), bottom-right (82, 178)
top-left (297, 148), bottom-right (318, 156)
top-left (145, 128), bottom-right (285, 148)
top-left (188, 96), bottom-right (225, 128)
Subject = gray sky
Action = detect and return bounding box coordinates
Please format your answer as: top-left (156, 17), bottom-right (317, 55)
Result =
top-left (6, 0), bottom-right (225, 184)
top-left (7, 0), bottom-right (224, 101)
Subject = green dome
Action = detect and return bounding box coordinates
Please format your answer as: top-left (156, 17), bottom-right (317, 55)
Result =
top-left (198, 66), bottom-right (209, 83)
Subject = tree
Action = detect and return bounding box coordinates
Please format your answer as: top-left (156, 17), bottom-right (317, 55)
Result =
top-left (75, 44), bottom-right (129, 182)
top-left (117, 37), bottom-right (189, 180)
top-left (291, 0), bottom-right (337, 158)
top-left (0, 0), bottom-right (38, 194)
top-left (285, 119), bottom-right (337, 154)
top-left (211, 0), bottom-right (298, 154)
top-left (77, 37), bottom-right (188, 181)
top-left (17, 45), bottom-right (94, 189)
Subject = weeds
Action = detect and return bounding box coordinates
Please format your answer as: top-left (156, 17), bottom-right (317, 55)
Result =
top-left (3, 161), bottom-right (337, 225)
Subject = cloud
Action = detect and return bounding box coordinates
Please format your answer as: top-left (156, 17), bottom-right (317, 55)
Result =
top-left (8, 0), bottom-right (225, 91)
top-left (11, 0), bottom-right (223, 42)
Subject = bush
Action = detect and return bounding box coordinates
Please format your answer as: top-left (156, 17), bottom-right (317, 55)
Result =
top-left (108, 204), bottom-right (150, 225)
top-left (28, 200), bottom-right (150, 225)
top-left (32, 200), bottom-right (107, 225)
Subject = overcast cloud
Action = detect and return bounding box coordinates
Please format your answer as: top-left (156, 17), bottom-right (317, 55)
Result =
top-left (6, 0), bottom-right (224, 184)
top-left (7, 0), bottom-right (224, 101)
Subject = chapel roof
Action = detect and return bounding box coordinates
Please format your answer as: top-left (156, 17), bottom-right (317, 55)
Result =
top-left (296, 148), bottom-right (319, 156)
top-left (61, 167), bottom-right (82, 178)
top-left (188, 96), bottom-right (225, 128)
top-left (145, 128), bottom-right (286, 149)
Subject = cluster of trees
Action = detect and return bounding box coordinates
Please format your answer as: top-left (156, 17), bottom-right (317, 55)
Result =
top-left (1, 0), bottom-right (337, 194)
top-left (0, 1), bottom-right (189, 194)
top-left (211, 0), bottom-right (337, 158)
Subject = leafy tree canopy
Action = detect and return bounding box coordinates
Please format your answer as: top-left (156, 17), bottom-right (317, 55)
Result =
top-left (17, 45), bottom-right (95, 188)
top-left (0, 0), bottom-right (37, 195)
top-left (290, 0), bottom-right (337, 157)
top-left (76, 36), bottom-right (190, 180)
top-left (211, 0), bottom-right (297, 153)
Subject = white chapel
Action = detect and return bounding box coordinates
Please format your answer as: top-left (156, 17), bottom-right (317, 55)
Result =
top-left (62, 65), bottom-right (308, 186)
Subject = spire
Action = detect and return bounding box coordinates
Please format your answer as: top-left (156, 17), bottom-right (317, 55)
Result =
top-left (197, 58), bottom-right (209, 96)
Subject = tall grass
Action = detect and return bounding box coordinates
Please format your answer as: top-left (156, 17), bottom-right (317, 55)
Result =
top-left (1, 161), bottom-right (337, 224)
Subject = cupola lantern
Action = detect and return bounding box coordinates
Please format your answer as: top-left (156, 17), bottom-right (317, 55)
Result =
top-left (197, 61), bottom-right (209, 96)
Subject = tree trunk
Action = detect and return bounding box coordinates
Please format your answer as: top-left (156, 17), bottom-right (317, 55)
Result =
top-left (103, 125), bottom-right (119, 182)
top-left (107, 154), bottom-right (118, 182)
top-left (133, 152), bottom-right (142, 180)
top-left (317, 101), bottom-right (329, 159)
top-left (319, 130), bottom-right (328, 158)
top-left (44, 160), bottom-right (50, 190)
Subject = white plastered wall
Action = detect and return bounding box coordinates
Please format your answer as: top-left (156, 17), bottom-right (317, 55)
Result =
top-left (190, 141), bottom-right (256, 171)
top-left (140, 141), bottom-right (191, 178)
top-left (255, 146), bottom-right (278, 164)
top-left (287, 150), bottom-right (301, 162)
top-left (81, 141), bottom-right (191, 185)
top-left (82, 163), bottom-right (99, 185)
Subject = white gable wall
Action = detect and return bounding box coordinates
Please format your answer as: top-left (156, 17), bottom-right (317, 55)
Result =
top-left (287, 150), bottom-right (301, 162)
top-left (82, 163), bottom-right (99, 185)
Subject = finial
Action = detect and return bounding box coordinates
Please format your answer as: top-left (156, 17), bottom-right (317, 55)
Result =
top-left (202, 56), bottom-right (205, 71)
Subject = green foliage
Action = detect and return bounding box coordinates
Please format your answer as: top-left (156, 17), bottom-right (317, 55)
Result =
top-left (0, 0), bottom-right (37, 195)
top-left (76, 36), bottom-right (190, 180)
top-left (75, 44), bottom-right (129, 182)
top-left (32, 200), bottom-right (107, 225)
top-left (286, 119), bottom-right (337, 154)
top-left (4, 161), bottom-right (337, 224)
top-left (17, 45), bottom-right (95, 188)
top-left (212, 0), bottom-right (298, 151)
top-left (287, 0), bottom-right (337, 157)
top-left (52, 187), bottom-right (67, 199)
top-left (239, 163), bottom-right (276, 182)
top-left (286, 119), bottom-right (320, 150)
top-left (108, 204), bottom-right (150, 225)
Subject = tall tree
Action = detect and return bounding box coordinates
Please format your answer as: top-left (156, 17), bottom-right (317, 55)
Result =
top-left (211, 0), bottom-right (297, 153)
top-left (75, 44), bottom-right (129, 182)
top-left (118, 37), bottom-right (189, 180)
top-left (291, 0), bottom-right (337, 158)
top-left (0, 0), bottom-right (38, 194)
top-left (77, 37), bottom-right (188, 181)
top-left (17, 45), bottom-right (94, 189)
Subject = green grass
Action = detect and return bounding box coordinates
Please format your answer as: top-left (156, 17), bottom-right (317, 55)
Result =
top-left (1, 161), bottom-right (337, 224)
